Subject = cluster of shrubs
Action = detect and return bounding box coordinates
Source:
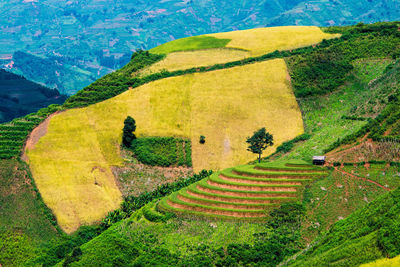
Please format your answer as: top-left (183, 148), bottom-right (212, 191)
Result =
top-left (130, 137), bottom-right (192, 167)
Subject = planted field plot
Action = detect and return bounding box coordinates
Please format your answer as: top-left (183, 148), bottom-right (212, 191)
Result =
top-left (159, 161), bottom-right (327, 219)
top-left (26, 59), bottom-right (302, 233)
top-left (143, 26), bottom-right (338, 75)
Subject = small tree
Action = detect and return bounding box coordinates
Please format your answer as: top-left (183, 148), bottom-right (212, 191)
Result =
top-left (122, 116), bottom-right (136, 147)
top-left (246, 128), bottom-right (274, 163)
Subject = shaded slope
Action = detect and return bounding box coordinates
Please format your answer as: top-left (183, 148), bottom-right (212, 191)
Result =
top-left (0, 69), bottom-right (67, 123)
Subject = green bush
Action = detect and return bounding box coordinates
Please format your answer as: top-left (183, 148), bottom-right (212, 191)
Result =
top-left (131, 137), bottom-right (192, 167)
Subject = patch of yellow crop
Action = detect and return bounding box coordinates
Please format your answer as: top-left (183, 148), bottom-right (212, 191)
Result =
top-left (210, 26), bottom-right (339, 56)
top-left (27, 59), bottom-right (303, 232)
top-left (139, 48), bottom-right (249, 76)
top-left (360, 255), bottom-right (400, 267)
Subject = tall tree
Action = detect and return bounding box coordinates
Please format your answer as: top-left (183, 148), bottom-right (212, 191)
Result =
top-left (122, 116), bottom-right (136, 147)
top-left (246, 128), bottom-right (274, 163)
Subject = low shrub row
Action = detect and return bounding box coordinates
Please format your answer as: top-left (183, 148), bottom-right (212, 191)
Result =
top-left (275, 133), bottom-right (312, 154)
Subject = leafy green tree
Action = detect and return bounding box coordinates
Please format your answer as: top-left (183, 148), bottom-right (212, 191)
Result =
top-left (122, 116), bottom-right (136, 147)
top-left (246, 128), bottom-right (273, 163)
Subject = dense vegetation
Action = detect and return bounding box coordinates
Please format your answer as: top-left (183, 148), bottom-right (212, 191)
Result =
top-left (131, 137), bottom-right (192, 167)
top-left (289, 188), bottom-right (400, 266)
top-left (60, 202), bottom-right (306, 266)
top-left (287, 22), bottom-right (400, 97)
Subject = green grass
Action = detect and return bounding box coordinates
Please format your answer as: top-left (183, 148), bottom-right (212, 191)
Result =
top-left (220, 169), bottom-right (313, 183)
top-left (289, 187), bottom-right (400, 266)
top-left (283, 58), bottom-right (395, 161)
top-left (0, 160), bottom-right (60, 266)
top-left (186, 183), bottom-right (296, 202)
top-left (208, 173), bottom-right (303, 188)
top-left (149, 36), bottom-right (232, 55)
top-left (131, 137), bottom-right (192, 167)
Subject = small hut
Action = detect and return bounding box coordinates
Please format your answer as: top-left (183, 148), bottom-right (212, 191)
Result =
top-left (312, 156), bottom-right (326, 165)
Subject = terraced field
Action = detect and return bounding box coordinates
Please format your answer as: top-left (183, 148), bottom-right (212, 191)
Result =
top-left (142, 26), bottom-right (339, 75)
top-left (159, 161), bottom-right (328, 219)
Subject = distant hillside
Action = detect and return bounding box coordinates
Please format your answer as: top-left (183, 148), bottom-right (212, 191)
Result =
top-left (0, 69), bottom-right (67, 123)
top-left (1, 0), bottom-right (400, 93)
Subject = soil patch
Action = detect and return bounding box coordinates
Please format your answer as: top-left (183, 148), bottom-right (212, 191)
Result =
top-left (21, 112), bottom-right (61, 162)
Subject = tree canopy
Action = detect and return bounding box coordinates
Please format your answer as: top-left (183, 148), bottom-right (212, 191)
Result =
top-left (246, 127), bottom-right (274, 163)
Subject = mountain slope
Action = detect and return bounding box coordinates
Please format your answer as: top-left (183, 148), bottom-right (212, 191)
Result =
top-left (0, 69), bottom-right (67, 123)
top-left (1, 0), bottom-right (400, 93)
top-left (288, 188), bottom-right (400, 266)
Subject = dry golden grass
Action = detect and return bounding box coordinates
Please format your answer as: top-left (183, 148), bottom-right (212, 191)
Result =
top-left (360, 255), bottom-right (400, 267)
top-left (26, 59), bottom-right (303, 232)
top-left (210, 26), bottom-right (340, 56)
top-left (141, 26), bottom-right (339, 77)
top-left (139, 48), bottom-right (249, 76)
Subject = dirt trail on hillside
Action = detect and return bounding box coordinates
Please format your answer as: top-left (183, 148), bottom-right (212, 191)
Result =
top-left (207, 180), bottom-right (297, 192)
top-left (333, 166), bottom-right (390, 191)
top-left (21, 112), bottom-right (61, 162)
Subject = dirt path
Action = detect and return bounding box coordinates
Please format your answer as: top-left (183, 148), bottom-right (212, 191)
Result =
top-left (219, 174), bottom-right (301, 185)
top-left (186, 190), bottom-right (279, 204)
top-left (207, 180), bottom-right (297, 192)
top-left (334, 167), bottom-right (390, 191)
top-left (21, 112), bottom-right (60, 162)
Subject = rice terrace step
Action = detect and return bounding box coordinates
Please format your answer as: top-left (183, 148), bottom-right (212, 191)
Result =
top-left (158, 160), bottom-right (328, 220)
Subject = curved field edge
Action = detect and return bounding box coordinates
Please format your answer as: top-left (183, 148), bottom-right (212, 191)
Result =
top-left (144, 26), bottom-right (339, 76)
top-left (25, 59), bottom-right (303, 233)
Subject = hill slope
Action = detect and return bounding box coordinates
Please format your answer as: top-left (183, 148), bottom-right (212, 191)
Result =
top-left (287, 187), bottom-right (400, 266)
top-left (2, 0), bottom-right (400, 93)
top-left (0, 69), bottom-right (67, 123)
top-left (26, 58), bottom-right (303, 233)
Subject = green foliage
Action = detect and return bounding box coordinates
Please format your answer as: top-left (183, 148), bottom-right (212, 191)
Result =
top-left (0, 104), bottom-right (63, 159)
top-left (149, 36), bottom-right (231, 54)
top-left (131, 137), bottom-right (191, 167)
top-left (122, 116), bottom-right (136, 147)
top-left (199, 135), bottom-right (206, 144)
top-left (275, 133), bottom-right (312, 154)
top-left (70, 202), bottom-right (305, 266)
top-left (287, 22), bottom-right (400, 97)
top-left (100, 170), bottom-right (212, 230)
top-left (246, 128), bottom-right (274, 163)
top-left (290, 188), bottom-right (400, 266)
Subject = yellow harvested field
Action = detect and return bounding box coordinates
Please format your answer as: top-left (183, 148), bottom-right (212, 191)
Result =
top-left (360, 255), bottom-right (400, 267)
top-left (141, 26), bottom-right (339, 76)
top-left (26, 59), bottom-right (303, 233)
top-left (210, 26), bottom-right (340, 56)
top-left (139, 48), bottom-right (249, 76)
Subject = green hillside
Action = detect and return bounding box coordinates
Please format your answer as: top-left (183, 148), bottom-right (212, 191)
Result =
top-left (1, 22), bottom-right (400, 266)
top-left (287, 188), bottom-right (400, 266)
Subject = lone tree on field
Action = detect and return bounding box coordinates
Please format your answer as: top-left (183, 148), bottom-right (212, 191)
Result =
top-left (122, 116), bottom-right (137, 147)
top-left (246, 127), bottom-right (274, 163)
